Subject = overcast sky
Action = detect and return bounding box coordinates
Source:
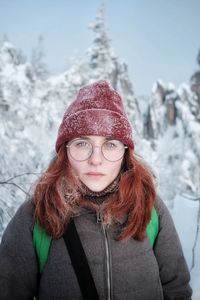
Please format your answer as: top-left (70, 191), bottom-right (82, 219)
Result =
top-left (0, 0), bottom-right (199, 95)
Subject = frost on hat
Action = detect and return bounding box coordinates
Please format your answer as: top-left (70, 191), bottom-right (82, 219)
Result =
top-left (55, 80), bottom-right (134, 152)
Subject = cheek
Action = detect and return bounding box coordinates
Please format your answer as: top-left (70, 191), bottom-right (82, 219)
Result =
top-left (68, 156), bottom-right (80, 175)
top-left (110, 160), bottom-right (123, 177)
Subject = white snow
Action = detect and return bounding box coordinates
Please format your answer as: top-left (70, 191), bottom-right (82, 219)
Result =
top-left (172, 195), bottom-right (200, 300)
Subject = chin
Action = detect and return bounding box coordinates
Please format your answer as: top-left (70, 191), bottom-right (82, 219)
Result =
top-left (84, 182), bottom-right (107, 192)
top-left (88, 186), bottom-right (106, 192)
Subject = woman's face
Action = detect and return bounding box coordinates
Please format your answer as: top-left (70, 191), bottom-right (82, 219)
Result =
top-left (67, 136), bottom-right (124, 192)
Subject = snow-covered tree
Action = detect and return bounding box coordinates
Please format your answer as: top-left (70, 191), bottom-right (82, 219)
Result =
top-left (197, 49), bottom-right (200, 67)
top-left (190, 48), bottom-right (200, 106)
top-left (31, 35), bottom-right (48, 80)
top-left (86, 4), bottom-right (118, 86)
top-left (84, 5), bottom-right (143, 136)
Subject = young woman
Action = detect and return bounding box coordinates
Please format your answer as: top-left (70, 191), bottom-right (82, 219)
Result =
top-left (0, 80), bottom-right (192, 299)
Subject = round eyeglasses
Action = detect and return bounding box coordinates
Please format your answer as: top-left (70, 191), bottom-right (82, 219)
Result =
top-left (66, 139), bottom-right (128, 162)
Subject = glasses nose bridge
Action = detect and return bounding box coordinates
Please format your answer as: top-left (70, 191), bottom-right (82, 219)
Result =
top-left (91, 143), bottom-right (103, 154)
top-left (89, 143), bottom-right (104, 161)
top-left (92, 144), bottom-right (102, 149)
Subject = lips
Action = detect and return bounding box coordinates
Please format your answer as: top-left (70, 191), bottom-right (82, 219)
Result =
top-left (85, 172), bottom-right (105, 178)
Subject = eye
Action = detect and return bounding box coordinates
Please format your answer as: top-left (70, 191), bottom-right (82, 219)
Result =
top-left (104, 140), bottom-right (119, 150)
top-left (73, 140), bottom-right (90, 148)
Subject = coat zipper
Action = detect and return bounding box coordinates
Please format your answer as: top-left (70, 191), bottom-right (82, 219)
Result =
top-left (97, 211), bottom-right (112, 300)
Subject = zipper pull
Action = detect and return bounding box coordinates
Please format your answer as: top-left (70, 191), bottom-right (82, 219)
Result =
top-left (97, 211), bottom-right (102, 223)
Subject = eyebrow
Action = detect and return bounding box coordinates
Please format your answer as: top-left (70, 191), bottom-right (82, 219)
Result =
top-left (78, 136), bottom-right (114, 141)
top-left (80, 136), bottom-right (90, 140)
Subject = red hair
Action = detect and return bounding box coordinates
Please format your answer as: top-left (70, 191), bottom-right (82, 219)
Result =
top-left (33, 145), bottom-right (156, 241)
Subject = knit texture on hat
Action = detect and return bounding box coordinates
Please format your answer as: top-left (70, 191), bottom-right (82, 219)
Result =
top-left (55, 80), bottom-right (134, 152)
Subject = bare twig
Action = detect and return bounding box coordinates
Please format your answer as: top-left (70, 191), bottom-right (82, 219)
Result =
top-left (1, 182), bottom-right (30, 196)
top-left (0, 172), bottom-right (40, 183)
top-left (0, 173), bottom-right (40, 226)
top-left (0, 172), bottom-right (40, 198)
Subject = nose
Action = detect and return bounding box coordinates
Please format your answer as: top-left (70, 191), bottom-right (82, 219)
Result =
top-left (88, 146), bottom-right (103, 165)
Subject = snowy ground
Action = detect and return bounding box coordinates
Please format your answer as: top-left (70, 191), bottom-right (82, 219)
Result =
top-left (172, 195), bottom-right (200, 300)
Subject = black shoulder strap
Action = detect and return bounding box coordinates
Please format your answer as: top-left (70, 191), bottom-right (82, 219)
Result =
top-left (63, 219), bottom-right (99, 300)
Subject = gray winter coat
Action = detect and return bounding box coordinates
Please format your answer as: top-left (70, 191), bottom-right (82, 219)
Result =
top-left (0, 197), bottom-right (192, 300)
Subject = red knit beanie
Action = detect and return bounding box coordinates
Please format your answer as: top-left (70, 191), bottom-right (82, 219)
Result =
top-left (55, 80), bottom-right (134, 152)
